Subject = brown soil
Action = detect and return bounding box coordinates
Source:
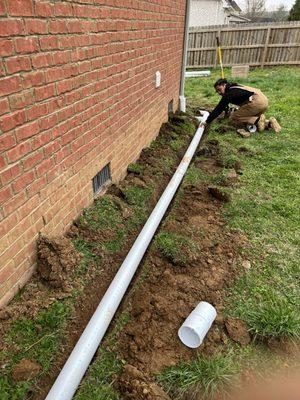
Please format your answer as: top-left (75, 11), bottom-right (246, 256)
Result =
top-left (0, 116), bottom-right (252, 400)
top-left (225, 318), bottom-right (251, 347)
top-left (37, 236), bottom-right (82, 288)
top-left (12, 359), bottom-right (42, 382)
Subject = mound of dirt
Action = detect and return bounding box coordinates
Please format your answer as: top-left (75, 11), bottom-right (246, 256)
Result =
top-left (37, 236), bottom-right (82, 288)
top-left (118, 365), bottom-right (171, 400)
top-left (225, 318), bottom-right (251, 346)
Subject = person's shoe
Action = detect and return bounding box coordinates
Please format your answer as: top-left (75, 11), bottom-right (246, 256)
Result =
top-left (269, 117), bottom-right (281, 133)
top-left (237, 129), bottom-right (251, 138)
top-left (247, 124), bottom-right (257, 133)
top-left (264, 119), bottom-right (270, 130)
top-left (257, 114), bottom-right (266, 132)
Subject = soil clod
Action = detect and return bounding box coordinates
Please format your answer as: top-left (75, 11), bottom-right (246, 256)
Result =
top-left (37, 236), bottom-right (82, 288)
top-left (12, 358), bottom-right (41, 382)
top-left (225, 318), bottom-right (251, 346)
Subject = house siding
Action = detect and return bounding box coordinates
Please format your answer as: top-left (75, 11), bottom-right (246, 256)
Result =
top-left (0, 0), bottom-right (186, 307)
top-left (190, 0), bottom-right (229, 27)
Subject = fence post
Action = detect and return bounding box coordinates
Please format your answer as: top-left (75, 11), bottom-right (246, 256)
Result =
top-left (261, 27), bottom-right (271, 68)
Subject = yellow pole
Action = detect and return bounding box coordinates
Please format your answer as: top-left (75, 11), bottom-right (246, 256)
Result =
top-left (216, 37), bottom-right (225, 79)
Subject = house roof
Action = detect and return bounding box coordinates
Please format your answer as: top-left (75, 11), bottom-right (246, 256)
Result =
top-left (226, 0), bottom-right (241, 12)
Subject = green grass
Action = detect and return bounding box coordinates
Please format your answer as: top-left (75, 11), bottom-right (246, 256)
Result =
top-left (78, 197), bottom-right (122, 231)
top-left (0, 301), bottom-right (71, 400)
top-left (186, 67), bottom-right (300, 340)
top-left (127, 163), bottom-right (144, 175)
top-left (155, 231), bottom-right (199, 266)
top-left (74, 348), bottom-right (123, 400)
top-left (157, 353), bottom-right (239, 399)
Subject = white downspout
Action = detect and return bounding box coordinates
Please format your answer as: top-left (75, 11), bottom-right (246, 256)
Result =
top-left (179, 0), bottom-right (191, 112)
top-left (45, 111), bottom-right (209, 400)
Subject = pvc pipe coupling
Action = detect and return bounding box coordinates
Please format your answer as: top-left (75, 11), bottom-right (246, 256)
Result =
top-left (178, 302), bottom-right (217, 348)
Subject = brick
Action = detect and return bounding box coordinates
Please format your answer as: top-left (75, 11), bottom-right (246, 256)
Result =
top-left (0, 19), bottom-right (24, 37)
top-left (39, 114), bottom-right (58, 131)
top-left (0, 264), bottom-right (14, 287)
top-left (0, 39), bottom-right (13, 57)
top-left (7, 141), bottom-right (31, 163)
top-left (49, 20), bottom-right (67, 34)
top-left (0, 59), bottom-right (5, 76)
top-left (3, 190), bottom-right (26, 215)
top-left (31, 52), bottom-right (53, 69)
top-left (0, 1), bottom-right (6, 15)
top-left (0, 186), bottom-right (12, 204)
top-left (56, 79), bottom-right (73, 95)
top-left (0, 98), bottom-right (9, 116)
top-left (0, 109), bottom-right (26, 132)
top-left (12, 170), bottom-right (35, 193)
top-left (54, 2), bottom-right (73, 16)
top-left (25, 18), bottom-right (48, 35)
top-left (27, 102), bottom-right (48, 121)
top-left (23, 150), bottom-right (44, 170)
top-left (22, 71), bottom-right (45, 88)
top-left (7, 0), bottom-right (33, 16)
top-left (0, 163), bottom-right (22, 185)
top-left (15, 120), bottom-right (39, 141)
top-left (0, 154), bottom-right (6, 169)
top-left (9, 90), bottom-right (34, 110)
top-left (31, 130), bottom-right (52, 150)
top-left (15, 37), bottom-right (38, 54)
top-left (34, 83), bottom-right (55, 101)
top-left (0, 76), bottom-right (22, 97)
top-left (39, 36), bottom-right (58, 51)
top-left (36, 157), bottom-right (54, 177)
top-left (27, 175), bottom-right (47, 198)
top-left (6, 55), bottom-right (31, 74)
top-left (35, 1), bottom-right (54, 17)
top-left (44, 140), bottom-right (60, 158)
top-left (0, 133), bottom-right (15, 152)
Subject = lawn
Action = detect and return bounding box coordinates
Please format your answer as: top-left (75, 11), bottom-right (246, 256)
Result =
top-left (185, 66), bottom-right (300, 341)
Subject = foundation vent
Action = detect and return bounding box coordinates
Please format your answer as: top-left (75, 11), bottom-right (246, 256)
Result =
top-left (92, 163), bottom-right (111, 196)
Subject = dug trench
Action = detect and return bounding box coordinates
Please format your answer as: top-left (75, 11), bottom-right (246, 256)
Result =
top-left (0, 114), bottom-right (251, 399)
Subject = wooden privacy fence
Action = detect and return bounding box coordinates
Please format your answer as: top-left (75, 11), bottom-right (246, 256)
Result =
top-left (188, 22), bottom-right (300, 68)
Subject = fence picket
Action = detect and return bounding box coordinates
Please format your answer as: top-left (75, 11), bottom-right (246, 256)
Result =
top-left (188, 22), bottom-right (300, 68)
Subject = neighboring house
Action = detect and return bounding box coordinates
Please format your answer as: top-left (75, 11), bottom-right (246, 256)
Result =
top-left (0, 0), bottom-right (187, 307)
top-left (190, 0), bottom-right (249, 27)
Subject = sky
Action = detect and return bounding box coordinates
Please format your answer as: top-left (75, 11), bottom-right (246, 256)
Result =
top-left (237, 0), bottom-right (295, 11)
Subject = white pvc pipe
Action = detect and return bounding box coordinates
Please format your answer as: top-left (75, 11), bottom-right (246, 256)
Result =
top-left (179, 0), bottom-right (191, 112)
top-left (178, 301), bottom-right (217, 348)
top-left (185, 70), bottom-right (211, 78)
top-left (45, 111), bottom-right (210, 400)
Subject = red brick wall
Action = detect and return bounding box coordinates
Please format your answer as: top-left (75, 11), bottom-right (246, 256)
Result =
top-left (0, 0), bottom-right (186, 308)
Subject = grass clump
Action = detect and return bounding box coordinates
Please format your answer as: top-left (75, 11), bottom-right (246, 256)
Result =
top-left (184, 164), bottom-right (207, 186)
top-left (157, 353), bottom-right (239, 399)
top-left (78, 197), bottom-right (122, 231)
top-left (155, 232), bottom-right (198, 266)
top-left (73, 238), bottom-right (101, 275)
top-left (170, 137), bottom-right (185, 152)
top-left (127, 163), bottom-right (144, 174)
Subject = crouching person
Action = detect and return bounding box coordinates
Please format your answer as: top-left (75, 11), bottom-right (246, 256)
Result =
top-left (202, 79), bottom-right (281, 136)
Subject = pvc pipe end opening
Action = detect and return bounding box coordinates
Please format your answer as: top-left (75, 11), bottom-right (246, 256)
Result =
top-left (178, 326), bottom-right (201, 348)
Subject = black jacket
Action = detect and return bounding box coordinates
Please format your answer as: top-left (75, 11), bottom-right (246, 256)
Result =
top-left (207, 84), bottom-right (254, 124)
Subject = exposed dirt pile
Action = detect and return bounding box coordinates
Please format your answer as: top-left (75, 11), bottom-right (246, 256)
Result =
top-left (37, 236), bottom-right (82, 288)
top-left (118, 365), bottom-right (171, 400)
